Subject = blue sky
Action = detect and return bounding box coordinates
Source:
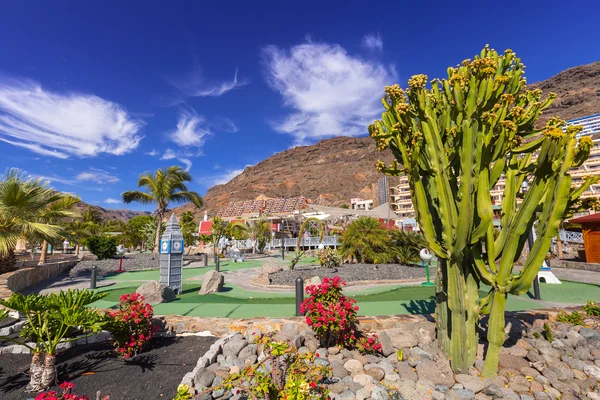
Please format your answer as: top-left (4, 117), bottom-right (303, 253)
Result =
top-left (0, 0), bottom-right (599, 211)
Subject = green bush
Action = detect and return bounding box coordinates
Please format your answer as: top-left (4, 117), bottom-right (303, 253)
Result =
top-left (318, 248), bottom-right (342, 268)
top-left (557, 310), bottom-right (584, 325)
top-left (584, 300), bottom-right (600, 316)
top-left (389, 230), bottom-right (427, 264)
top-left (86, 235), bottom-right (118, 260)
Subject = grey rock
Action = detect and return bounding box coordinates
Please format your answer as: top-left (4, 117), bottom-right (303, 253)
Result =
top-left (331, 360), bottom-right (349, 378)
top-left (455, 374), bottom-right (487, 393)
top-left (316, 347), bottom-right (329, 358)
top-left (344, 359), bottom-right (364, 376)
top-left (371, 386), bottom-right (389, 400)
top-left (432, 391), bottom-right (445, 400)
top-left (223, 339), bottom-right (247, 358)
top-left (135, 280), bottom-right (176, 304)
top-left (212, 376), bottom-right (224, 398)
top-left (446, 388), bottom-right (475, 400)
top-left (547, 360), bottom-right (574, 380)
top-left (329, 346), bottom-right (341, 355)
top-left (194, 368), bottom-right (216, 389)
top-left (575, 344), bottom-right (594, 360)
top-left (534, 375), bottom-right (550, 385)
top-left (416, 360), bottom-right (455, 387)
top-left (342, 375), bottom-right (363, 392)
top-left (519, 396), bottom-right (534, 400)
top-left (353, 373), bottom-right (375, 386)
top-left (377, 332), bottom-right (394, 357)
top-left (396, 361), bottom-right (418, 381)
top-left (584, 364), bottom-right (600, 379)
top-left (314, 358), bottom-right (330, 367)
top-left (435, 385), bottom-right (449, 394)
top-left (580, 328), bottom-right (600, 341)
top-left (199, 270), bottom-right (224, 294)
top-left (329, 382), bottom-right (349, 394)
top-left (340, 390), bottom-right (356, 400)
top-left (365, 366), bottom-right (385, 381)
top-left (533, 392), bottom-right (551, 400)
top-left (386, 327), bottom-right (420, 348)
top-left (306, 338), bottom-right (319, 353)
top-left (356, 388), bottom-right (370, 400)
top-left (483, 384), bottom-right (503, 398)
top-left (238, 344), bottom-right (257, 360)
top-left (411, 347), bottom-right (434, 361)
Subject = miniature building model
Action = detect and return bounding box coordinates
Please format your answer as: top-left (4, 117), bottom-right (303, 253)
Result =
top-left (159, 214), bottom-right (184, 293)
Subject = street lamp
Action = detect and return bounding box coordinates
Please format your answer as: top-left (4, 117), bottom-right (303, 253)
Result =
top-left (521, 180), bottom-right (541, 300)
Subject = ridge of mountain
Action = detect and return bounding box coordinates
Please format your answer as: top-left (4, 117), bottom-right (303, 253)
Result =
top-left (170, 60), bottom-right (600, 218)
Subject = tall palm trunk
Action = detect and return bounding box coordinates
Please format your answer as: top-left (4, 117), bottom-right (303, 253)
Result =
top-left (38, 240), bottom-right (48, 265)
top-left (153, 214), bottom-right (163, 258)
top-left (26, 352), bottom-right (44, 392)
top-left (40, 353), bottom-right (56, 389)
top-left (0, 249), bottom-right (17, 274)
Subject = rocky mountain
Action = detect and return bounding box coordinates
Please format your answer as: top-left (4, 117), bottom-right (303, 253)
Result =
top-left (73, 202), bottom-right (150, 221)
top-left (175, 60), bottom-right (600, 218)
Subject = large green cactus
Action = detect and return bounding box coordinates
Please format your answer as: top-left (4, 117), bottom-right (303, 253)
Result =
top-left (369, 46), bottom-right (597, 376)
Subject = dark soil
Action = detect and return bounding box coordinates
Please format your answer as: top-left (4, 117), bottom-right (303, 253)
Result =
top-left (269, 262), bottom-right (431, 285)
top-left (0, 335), bottom-right (216, 400)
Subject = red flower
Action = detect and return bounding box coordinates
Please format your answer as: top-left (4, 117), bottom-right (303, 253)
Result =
top-left (59, 381), bottom-right (75, 391)
top-left (310, 382), bottom-right (317, 389)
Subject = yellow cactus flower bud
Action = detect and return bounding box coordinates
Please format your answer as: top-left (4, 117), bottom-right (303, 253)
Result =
top-left (408, 74), bottom-right (428, 89)
top-left (566, 125), bottom-right (583, 135)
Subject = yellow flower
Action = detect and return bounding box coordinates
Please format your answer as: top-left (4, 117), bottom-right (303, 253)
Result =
top-left (496, 75), bottom-right (510, 84)
top-left (543, 127), bottom-right (565, 139)
top-left (375, 160), bottom-right (386, 172)
top-left (566, 125), bottom-right (583, 135)
top-left (384, 84), bottom-right (405, 99)
top-left (408, 74), bottom-right (428, 89)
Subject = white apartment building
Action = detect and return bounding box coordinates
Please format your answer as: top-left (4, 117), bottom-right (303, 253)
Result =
top-left (350, 198), bottom-right (373, 211)
top-left (390, 113), bottom-right (600, 222)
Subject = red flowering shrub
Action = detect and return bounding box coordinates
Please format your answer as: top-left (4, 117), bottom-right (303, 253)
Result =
top-left (301, 276), bottom-right (382, 353)
top-left (356, 334), bottom-right (383, 354)
top-left (105, 293), bottom-right (154, 358)
top-left (301, 276), bottom-right (358, 348)
top-left (34, 382), bottom-right (108, 400)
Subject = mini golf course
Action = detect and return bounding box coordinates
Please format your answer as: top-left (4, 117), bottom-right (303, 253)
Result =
top-left (88, 258), bottom-right (600, 319)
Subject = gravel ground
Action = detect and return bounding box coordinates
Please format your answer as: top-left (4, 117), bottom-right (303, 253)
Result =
top-left (269, 263), bottom-right (430, 285)
top-left (70, 253), bottom-right (206, 277)
top-left (0, 336), bottom-right (216, 400)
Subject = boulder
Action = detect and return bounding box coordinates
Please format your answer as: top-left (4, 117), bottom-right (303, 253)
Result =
top-left (254, 272), bottom-right (271, 285)
top-left (135, 281), bottom-right (176, 304)
top-left (261, 262), bottom-right (283, 274)
top-left (199, 270), bottom-right (224, 294)
top-left (305, 276), bottom-right (322, 286)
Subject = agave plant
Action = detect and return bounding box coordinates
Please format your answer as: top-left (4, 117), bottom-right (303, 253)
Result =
top-left (0, 290), bottom-right (107, 391)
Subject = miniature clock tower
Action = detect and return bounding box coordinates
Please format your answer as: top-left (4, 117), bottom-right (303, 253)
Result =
top-left (159, 213), bottom-right (184, 293)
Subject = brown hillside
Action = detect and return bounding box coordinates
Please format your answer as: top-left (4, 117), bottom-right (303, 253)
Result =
top-left (176, 61), bottom-right (600, 218)
top-left (73, 202), bottom-right (150, 221)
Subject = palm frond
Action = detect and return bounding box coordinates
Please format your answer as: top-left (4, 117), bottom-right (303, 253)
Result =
top-left (122, 191), bottom-right (155, 204)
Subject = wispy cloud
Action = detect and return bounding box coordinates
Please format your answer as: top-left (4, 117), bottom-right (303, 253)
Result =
top-left (262, 40), bottom-right (395, 145)
top-left (104, 198), bottom-right (122, 204)
top-left (145, 149), bottom-right (158, 157)
top-left (34, 174), bottom-right (75, 186)
top-left (75, 168), bottom-right (119, 184)
top-left (211, 117), bottom-right (239, 133)
top-left (169, 67), bottom-right (249, 97)
top-left (159, 149), bottom-right (193, 172)
top-left (169, 111), bottom-right (211, 147)
top-left (212, 169), bottom-right (244, 185)
top-left (0, 76), bottom-right (144, 158)
top-left (361, 34), bottom-right (383, 51)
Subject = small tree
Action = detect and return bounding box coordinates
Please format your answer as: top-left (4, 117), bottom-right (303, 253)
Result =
top-left (180, 211), bottom-right (198, 247)
top-left (369, 46), bottom-right (596, 375)
top-left (209, 216), bottom-right (226, 258)
top-left (86, 235), bottom-right (118, 260)
top-left (0, 290), bottom-right (107, 391)
top-left (339, 217), bottom-right (390, 263)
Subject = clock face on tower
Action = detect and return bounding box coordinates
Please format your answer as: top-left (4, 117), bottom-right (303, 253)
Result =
top-left (172, 240), bottom-right (182, 253)
top-left (160, 240), bottom-right (170, 254)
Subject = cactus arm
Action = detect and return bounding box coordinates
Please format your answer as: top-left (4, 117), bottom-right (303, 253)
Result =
top-left (412, 177), bottom-right (445, 257)
top-left (471, 168), bottom-right (493, 244)
top-left (472, 252), bottom-right (494, 285)
top-left (420, 120), bottom-right (455, 249)
top-left (452, 119), bottom-right (477, 260)
top-left (482, 291), bottom-right (507, 377)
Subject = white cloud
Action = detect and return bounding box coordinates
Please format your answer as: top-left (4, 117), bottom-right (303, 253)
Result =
top-left (211, 117), bottom-right (238, 133)
top-left (169, 67), bottom-right (249, 97)
top-left (104, 198), bottom-right (122, 204)
top-left (0, 77), bottom-right (144, 158)
top-left (159, 149), bottom-right (192, 172)
top-left (262, 41), bottom-right (395, 145)
top-left (361, 34), bottom-right (383, 51)
top-left (212, 169), bottom-right (244, 185)
top-left (75, 168), bottom-right (119, 184)
top-left (34, 174), bottom-right (75, 186)
top-left (169, 112), bottom-right (211, 147)
top-left (146, 149), bottom-right (158, 157)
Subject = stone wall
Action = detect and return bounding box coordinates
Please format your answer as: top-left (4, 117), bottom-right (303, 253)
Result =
top-left (0, 260), bottom-right (78, 298)
top-left (550, 259), bottom-right (600, 272)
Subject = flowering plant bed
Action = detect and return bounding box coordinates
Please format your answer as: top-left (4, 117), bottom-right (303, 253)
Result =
top-left (105, 293), bottom-right (154, 358)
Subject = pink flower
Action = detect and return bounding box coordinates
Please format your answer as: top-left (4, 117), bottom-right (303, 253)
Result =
top-left (59, 382), bottom-right (75, 391)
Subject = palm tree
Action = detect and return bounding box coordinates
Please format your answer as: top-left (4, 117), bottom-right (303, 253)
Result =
top-left (37, 195), bottom-right (80, 265)
top-left (180, 211), bottom-right (198, 247)
top-left (388, 230), bottom-right (428, 264)
top-left (247, 218), bottom-right (271, 254)
top-left (122, 166), bottom-right (203, 255)
top-left (82, 205), bottom-right (102, 224)
top-left (0, 170), bottom-right (77, 273)
top-left (339, 216), bottom-right (390, 263)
